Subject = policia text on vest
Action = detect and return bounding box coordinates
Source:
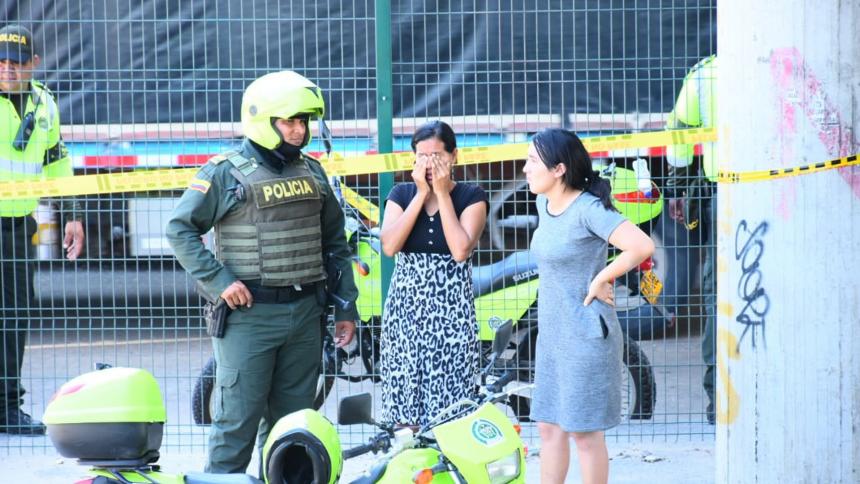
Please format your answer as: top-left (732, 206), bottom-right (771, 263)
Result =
top-left (255, 176), bottom-right (318, 207)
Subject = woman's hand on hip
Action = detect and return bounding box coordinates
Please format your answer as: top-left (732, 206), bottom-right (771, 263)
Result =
top-left (584, 279), bottom-right (614, 307)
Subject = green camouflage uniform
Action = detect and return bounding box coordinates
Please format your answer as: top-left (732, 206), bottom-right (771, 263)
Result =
top-left (166, 139), bottom-right (358, 473)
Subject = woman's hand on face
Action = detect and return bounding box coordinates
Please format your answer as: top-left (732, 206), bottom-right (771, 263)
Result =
top-left (583, 279), bottom-right (615, 307)
top-left (411, 157), bottom-right (431, 194)
top-left (430, 156), bottom-right (454, 193)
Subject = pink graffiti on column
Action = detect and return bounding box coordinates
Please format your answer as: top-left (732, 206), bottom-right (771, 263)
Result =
top-left (769, 50), bottom-right (799, 219)
top-left (770, 47), bottom-right (860, 199)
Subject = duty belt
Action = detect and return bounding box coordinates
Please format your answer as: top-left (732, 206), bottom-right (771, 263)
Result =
top-left (245, 281), bottom-right (319, 304)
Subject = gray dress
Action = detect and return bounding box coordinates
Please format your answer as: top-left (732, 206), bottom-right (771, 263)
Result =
top-left (529, 192), bottom-right (626, 432)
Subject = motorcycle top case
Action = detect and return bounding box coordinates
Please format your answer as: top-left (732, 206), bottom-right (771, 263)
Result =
top-left (43, 367), bottom-right (167, 461)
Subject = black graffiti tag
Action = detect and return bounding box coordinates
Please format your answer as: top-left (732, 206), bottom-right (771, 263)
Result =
top-left (734, 220), bottom-right (770, 351)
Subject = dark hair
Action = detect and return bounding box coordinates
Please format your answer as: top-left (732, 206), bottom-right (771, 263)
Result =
top-left (532, 128), bottom-right (618, 212)
top-left (410, 120), bottom-right (457, 153)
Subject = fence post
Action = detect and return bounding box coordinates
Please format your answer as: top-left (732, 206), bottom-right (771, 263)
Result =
top-left (375, 0), bottom-right (395, 306)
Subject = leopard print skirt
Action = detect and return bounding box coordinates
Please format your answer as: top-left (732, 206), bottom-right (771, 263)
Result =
top-left (380, 251), bottom-right (479, 427)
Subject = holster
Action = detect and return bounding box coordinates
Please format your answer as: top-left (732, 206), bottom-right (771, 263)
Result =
top-left (203, 299), bottom-right (231, 338)
top-left (681, 176), bottom-right (715, 232)
top-left (667, 163), bottom-right (713, 232)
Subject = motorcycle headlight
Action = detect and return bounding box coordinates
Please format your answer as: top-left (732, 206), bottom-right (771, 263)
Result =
top-left (486, 449), bottom-right (521, 484)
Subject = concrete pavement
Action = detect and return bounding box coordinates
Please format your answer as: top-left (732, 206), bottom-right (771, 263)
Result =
top-left (6, 438), bottom-right (714, 483)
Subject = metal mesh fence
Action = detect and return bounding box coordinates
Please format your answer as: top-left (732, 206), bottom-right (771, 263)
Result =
top-left (1, 0), bottom-right (716, 465)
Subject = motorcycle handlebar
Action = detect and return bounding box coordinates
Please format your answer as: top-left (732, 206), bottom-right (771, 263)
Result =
top-left (343, 442), bottom-right (376, 460)
top-left (343, 431), bottom-right (392, 460)
top-left (486, 370), bottom-right (517, 395)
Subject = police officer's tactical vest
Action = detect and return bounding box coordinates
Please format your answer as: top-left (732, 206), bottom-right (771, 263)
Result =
top-left (0, 81), bottom-right (70, 216)
top-left (665, 55), bottom-right (717, 182)
top-left (214, 151), bottom-right (327, 287)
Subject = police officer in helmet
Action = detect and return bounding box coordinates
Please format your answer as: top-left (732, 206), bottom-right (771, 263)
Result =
top-left (166, 70), bottom-right (358, 473)
top-left (0, 24), bottom-right (85, 436)
top-left (665, 55), bottom-right (717, 425)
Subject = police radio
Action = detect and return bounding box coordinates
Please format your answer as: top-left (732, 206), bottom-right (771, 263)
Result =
top-left (12, 85), bottom-right (45, 151)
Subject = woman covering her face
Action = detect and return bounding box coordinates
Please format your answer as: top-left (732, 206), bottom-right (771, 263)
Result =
top-left (524, 128), bottom-right (654, 484)
top-left (378, 120), bottom-right (488, 428)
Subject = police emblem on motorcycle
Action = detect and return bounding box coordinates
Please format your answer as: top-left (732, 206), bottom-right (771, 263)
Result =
top-left (471, 419), bottom-right (503, 446)
top-left (488, 316), bottom-right (505, 331)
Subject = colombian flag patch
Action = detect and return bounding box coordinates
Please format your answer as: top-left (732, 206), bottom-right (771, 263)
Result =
top-left (189, 178), bottom-right (211, 194)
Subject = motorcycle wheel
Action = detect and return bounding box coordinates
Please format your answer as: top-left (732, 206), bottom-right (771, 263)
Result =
top-left (622, 333), bottom-right (656, 419)
top-left (509, 326), bottom-right (656, 422)
top-left (191, 357), bottom-right (216, 425)
top-left (192, 329), bottom-right (337, 425)
top-left (359, 317), bottom-right (382, 383)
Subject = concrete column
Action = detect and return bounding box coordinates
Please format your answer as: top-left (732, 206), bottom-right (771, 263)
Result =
top-left (717, 1), bottom-right (859, 482)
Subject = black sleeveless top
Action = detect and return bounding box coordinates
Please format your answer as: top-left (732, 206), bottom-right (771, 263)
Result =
top-left (386, 182), bottom-right (488, 255)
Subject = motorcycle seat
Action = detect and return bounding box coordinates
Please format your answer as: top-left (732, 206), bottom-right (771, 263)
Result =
top-left (184, 472), bottom-right (263, 484)
top-left (471, 250), bottom-right (537, 298)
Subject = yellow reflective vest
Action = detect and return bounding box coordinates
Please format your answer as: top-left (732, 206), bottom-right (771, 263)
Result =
top-left (0, 80), bottom-right (71, 216)
top-left (666, 55), bottom-right (717, 182)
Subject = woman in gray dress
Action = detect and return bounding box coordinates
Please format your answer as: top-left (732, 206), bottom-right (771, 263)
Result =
top-left (524, 128), bottom-right (654, 484)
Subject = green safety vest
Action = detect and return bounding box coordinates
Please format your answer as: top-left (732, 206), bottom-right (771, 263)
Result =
top-left (0, 80), bottom-right (71, 216)
top-left (213, 152), bottom-right (327, 287)
top-left (666, 55), bottom-right (717, 182)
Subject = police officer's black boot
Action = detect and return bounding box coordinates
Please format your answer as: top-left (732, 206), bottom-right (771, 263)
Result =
top-left (0, 407), bottom-right (46, 435)
top-left (704, 365), bottom-right (716, 425)
top-left (706, 400), bottom-right (715, 425)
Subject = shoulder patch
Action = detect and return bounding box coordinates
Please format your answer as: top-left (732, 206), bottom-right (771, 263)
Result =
top-left (31, 81), bottom-right (53, 95)
top-left (188, 177), bottom-right (211, 194)
top-left (209, 154), bottom-right (228, 165)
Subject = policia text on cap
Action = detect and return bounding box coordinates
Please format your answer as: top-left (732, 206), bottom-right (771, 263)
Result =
top-left (0, 24), bottom-right (85, 436)
top-left (166, 70), bottom-right (359, 474)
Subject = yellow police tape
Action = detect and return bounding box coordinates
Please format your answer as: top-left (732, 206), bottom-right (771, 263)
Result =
top-left (3, 127), bottom-right (858, 200)
top-left (324, 127), bottom-right (717, 177)
top-left (718, 153), bottom-right (859, 183)
top-left (341, 150), bottom-right (860, 223)
top-left (340, 185), bottom-right (380, 223)
top-left (0, 127), bottom-right (716, 201)
top-left (0, 168), bottom-right (200, 201)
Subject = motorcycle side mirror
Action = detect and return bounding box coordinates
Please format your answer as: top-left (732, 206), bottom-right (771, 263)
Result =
top-left (338, 393), bottom-right (374, 426)
top-left (491, 319), bottom-right (514, 359)
top-left (482, 319), bottom-right (514, 383)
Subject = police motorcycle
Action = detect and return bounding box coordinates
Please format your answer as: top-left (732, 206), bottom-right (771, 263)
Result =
top-left (44, 324), bottom-right (522, 484)
top-left (337, 319), bottom-right (527, 483)
top-left (43, 364), bottom-right (345, 484)
top-left (194, 162), bottom-right (663, 425)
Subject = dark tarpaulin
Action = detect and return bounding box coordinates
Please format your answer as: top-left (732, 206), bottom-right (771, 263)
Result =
top-left (2, 0), bottom-right (714, 126)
